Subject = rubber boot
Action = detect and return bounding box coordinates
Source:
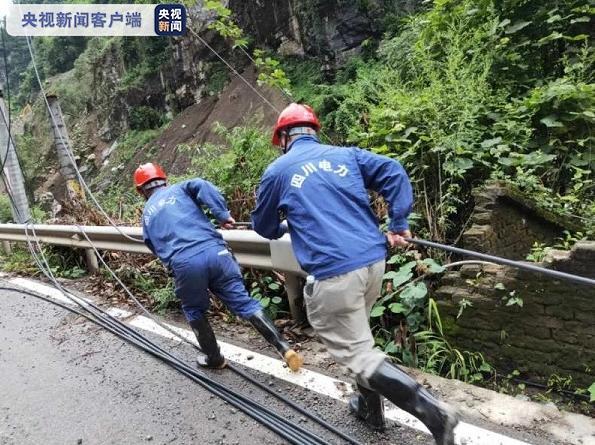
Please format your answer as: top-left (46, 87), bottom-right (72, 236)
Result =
top-left (248, 310), bottom-right (303, 372)
top-left (188, 317), bottom-right (226, 369)
top-left (368, 361), bottom-right (459, 445)
top-left (349, 382), bottom-right (386, 431)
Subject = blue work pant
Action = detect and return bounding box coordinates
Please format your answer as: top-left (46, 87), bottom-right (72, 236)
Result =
top-left (171, 245), bottom-right (262, 322)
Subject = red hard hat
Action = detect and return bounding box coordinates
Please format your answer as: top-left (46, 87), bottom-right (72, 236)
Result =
top-left (134, 163), bottom-right (167, 190)
top-left (272, 103), bottom-right (321, 146)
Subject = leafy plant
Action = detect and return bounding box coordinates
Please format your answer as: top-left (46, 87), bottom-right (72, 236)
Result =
top-left (246, 271), bottom-right (287, 320)
top-left (371, 251), bottom-right (493, 382)
top-left (0, 245), bottom-right (86, 278)
top-left (526, 242), bottom-right (551, 262)
top-left (42, 245), bottom-right (87, 279)
top-left (503, 290), bottom-right (524, 308)
top-left (415, 299), bottom-right (494, 383)
top-left (547, 373), bottom-right (574, 392)
top-left (129, 106), bottom-right (164, 131)
top-left (253, 49), bottom-right (292, 95)
top-left (150, 279), bottom-right (177, 313)
top-left (457, 298), bottom-right (473, 319)
top-left (554, 231), bottom-right (585, 250)
top-left (110, 259), bottom-right (178, 313)
top-left (177, 124), bottom-right (278, 220)
top-left (203, 0), bottom-right (249, 48)
top-left (0, 247), bottom-right (38, 275)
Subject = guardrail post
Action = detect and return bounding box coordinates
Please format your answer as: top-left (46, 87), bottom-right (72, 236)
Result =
top-left (284, 273), bottom-right (306, 324)
top-left (84, 248), bottom-right (99, 274)
top-left (2, 240), bottom-right (11, 255)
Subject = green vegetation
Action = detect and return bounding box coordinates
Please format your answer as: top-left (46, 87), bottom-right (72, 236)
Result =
top-left (111, 259), bottom-right (178, 313)
top-left (2, 0), bottom-right (592, 397)
top-left (371, 251), bottom-right (494, 383)
top-left (129, 106), bottom-right (165, 131)
top-left (205, 61), bottom-right (230, 96)
top-left (0, 245), bottom-right (86, 279)
top-left (118, 36), bottom-right (171, 91)
top-left (284, 0), bottom-right (594, 241)
top-left (525, 230), bottom-right (586, 262)
top-left (176, 124), bottom-right (278, 220)
top-left (245, 272), bottom-right (287, 320)
top-left (0, 248), bottom-right (39, 276)
top-left (0, 195), bottom-right (13, 222)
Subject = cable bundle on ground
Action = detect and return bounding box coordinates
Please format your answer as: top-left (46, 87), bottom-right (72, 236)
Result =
top-left (1, 30), bottom-right (361, 444)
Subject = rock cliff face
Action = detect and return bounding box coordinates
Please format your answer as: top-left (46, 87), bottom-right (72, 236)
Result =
top-left (88, 0), bottom-right (421, 140)
top-left (230, 0), bottom-right (417, 62)
top-left (25, 0), bottom-right (422, 195)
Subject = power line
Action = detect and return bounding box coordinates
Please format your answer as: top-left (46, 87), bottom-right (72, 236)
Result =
top-left (406, 237), bottom-right (595, 287)
top-left (0, 282), bottom-right (328, 445)
top-left (21, 32), bottom-right (143, 243)
top-left (2, 22), bottom-right (361, 441)
top-left (72, 223), bottom-right (360, 445)
top-left (5, 214), bottom-right (342, 445)
top-left (1, 23), bottom-right (13, 174)
top-left (188, 27), bottom-right (281, 114)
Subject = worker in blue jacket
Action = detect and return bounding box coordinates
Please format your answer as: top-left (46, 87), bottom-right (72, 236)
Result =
top-left (134, 163), bottom-right (303, 372)
top-left (252, 104), bottom-right (458, 445)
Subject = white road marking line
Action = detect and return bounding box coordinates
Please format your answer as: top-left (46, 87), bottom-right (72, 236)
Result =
top-left (10, 277), bottom-right (90, 306)
top-left (9, 278), bottom-right (534, 445)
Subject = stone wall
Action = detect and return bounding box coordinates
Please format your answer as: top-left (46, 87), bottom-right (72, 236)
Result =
top-left (436, 241), bottom-right (595, 386)
top-left (461, 182), bottom-right (577, 259)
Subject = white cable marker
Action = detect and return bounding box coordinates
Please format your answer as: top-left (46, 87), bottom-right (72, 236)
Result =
top-left (10, 278), bottom-right (535, 445)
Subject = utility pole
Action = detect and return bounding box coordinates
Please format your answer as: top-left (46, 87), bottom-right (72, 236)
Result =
top-left (0, 87), bottom-right (31, 223)
top-left (46, 94), bottom-right (85, 200)
top-left (45, 94), bottom-right (98, 273)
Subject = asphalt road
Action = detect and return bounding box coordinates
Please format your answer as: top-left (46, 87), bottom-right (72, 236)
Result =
top-left (0, 287), bottom-right (432, 445)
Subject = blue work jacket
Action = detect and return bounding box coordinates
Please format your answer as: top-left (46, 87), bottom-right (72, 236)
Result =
top-left (142, 179), bottom-right (230, 267)
top-left (252, 136), bottom-right (413, 280)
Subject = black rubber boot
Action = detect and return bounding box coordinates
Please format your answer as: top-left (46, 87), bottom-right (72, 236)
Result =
top-left (349, 382), bottom-right (386, 431)
top-left (368, 361), bottom-right (459, 445)
top-left (188, 317), bottom-right (226, 369)
top-left (248, 310), bottom-right (303, 372)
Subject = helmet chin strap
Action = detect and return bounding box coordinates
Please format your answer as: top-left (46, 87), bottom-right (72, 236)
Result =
top-left (140, 179), bottom-right (167, 199)
top-left (282, 130), bottom-right (290, 154)
top-left (282, 127), bottom-right (316, 153)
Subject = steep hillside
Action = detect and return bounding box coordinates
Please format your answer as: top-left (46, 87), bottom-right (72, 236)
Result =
top-left (1, 0), bottom-right (592, 236)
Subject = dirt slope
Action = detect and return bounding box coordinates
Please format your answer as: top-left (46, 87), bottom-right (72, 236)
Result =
top-left (129, 67), bottom-right (288, 176)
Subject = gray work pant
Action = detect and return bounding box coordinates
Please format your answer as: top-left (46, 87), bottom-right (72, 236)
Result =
top-left (304, 260), bottom-right (387, 384)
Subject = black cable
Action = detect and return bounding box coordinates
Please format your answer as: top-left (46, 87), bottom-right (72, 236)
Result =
top-left (19, 217), bottom-right (340, 444)
top-left (19, 225), bottom-right (331, 445)
top-left (0, 38), bottom-right (354, 441)
top-left (0, 77), bottom-right (356, 442)
top-left (507, 375), bottom-right (591, 402)
top-left (0, 285), bottom-right (322, 445)
top-left (73, 225), bottom-right (360, 444)
top-left (2, 203), bottom-right (328, 445)
top-left (405, 237), bottom-right (595, 287)
top-left (227, 363), bottom-right (360, 445)
top-left (0, 268), bottom-right (330, 444)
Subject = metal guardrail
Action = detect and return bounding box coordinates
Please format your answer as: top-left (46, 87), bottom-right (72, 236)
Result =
top-left (0, 223), bottom-right (307, 320)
